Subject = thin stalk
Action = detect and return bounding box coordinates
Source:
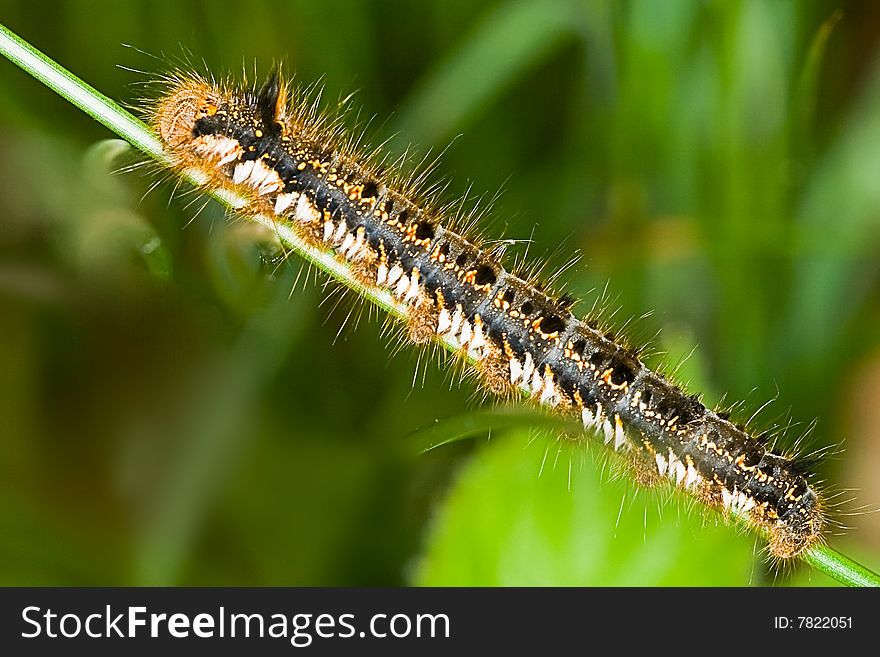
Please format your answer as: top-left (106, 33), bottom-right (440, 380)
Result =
top-left (804, 544), bottom-right (880, 588)
top-left (1, 21), bottom-right (877, 588)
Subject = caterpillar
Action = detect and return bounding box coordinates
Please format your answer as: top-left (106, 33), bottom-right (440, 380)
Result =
top-left (149, 67), bottom-right (825, 560)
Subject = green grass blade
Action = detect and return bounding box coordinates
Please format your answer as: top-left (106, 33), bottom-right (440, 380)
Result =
top-left (804, 544), bottom-right (880, 588)
top-left (0, 22), bottom-right (163, 159)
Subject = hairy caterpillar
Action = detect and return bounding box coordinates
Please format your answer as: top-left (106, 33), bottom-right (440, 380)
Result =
top-left (149, 67), bottom-right (825, 560)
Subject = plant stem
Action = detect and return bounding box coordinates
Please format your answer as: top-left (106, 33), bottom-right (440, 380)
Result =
top-left (805, 544), bottom-right (880, 588)
top-left (2, 21), bottom-right (878, 588)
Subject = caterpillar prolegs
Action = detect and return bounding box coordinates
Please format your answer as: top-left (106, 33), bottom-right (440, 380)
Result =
top-left (151, 69), bottom-right (824, 560)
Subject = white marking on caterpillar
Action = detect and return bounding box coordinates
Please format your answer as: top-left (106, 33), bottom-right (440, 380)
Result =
top-left (459, 319), bottom-right (473, 348)
top-left (296, 194), bottom-right (321, 224)
top-left (404, 270), bottom-right (421, 302)
top-left (332, 220), bottom-right (347, 244)
top-left (217, 147), bottom-right (242, 166)
top-left (339, 231), bottom-right (355, 256)
top-left (722, 488), bottom-right (733, 509)
top-left (602, 417), bottom-right (614, 445)
top-left (655, 452), bottom-right (668, 477)
top-left (386, 264), bottom-right (403, 286)
top-left (613, 415), bottom-right (627, 451)
top-left (530, 368), bottom-right (543, 397)
top-left (348, 228), bottom-right (367, 260)
top-left (274, 192), bottom-right (297, 215)
top-left (581, 406), bottom-right (595, 429)
top-left (509, 357), bottom-right (523, 384)
top-left (193, 135), bottom-right (241, 165)
top-left (521, 352), bottom-right (535, 384)
top-left (469, 318), bottom-right (487, 351)
top-left (394, 273), bottom-right (410, 297)
top-left (233, 160), bottom-right (253, 184)
top-left (449, 307), bottom-right (464, 338)
top-left (673, 460), bottom-right (687, 486)
top-left (247, 161), bottom-right (282, 195)
top-left (437, 308), bottom-right (452, 335)
top-left (539, 369), bottom-right (557, 405)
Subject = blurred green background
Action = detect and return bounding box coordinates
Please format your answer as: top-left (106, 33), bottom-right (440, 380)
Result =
top-left (1, 0), bottom-right (879, 586)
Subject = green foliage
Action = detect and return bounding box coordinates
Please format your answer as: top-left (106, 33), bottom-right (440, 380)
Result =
top-left (1, 0), bottom-right (880, 586)
top-left (416, 430), bottom-right (755, 586)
